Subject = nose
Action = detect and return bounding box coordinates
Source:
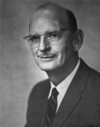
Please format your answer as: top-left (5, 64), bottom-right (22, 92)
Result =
top-left (38, 36), bottom-right (50, 52)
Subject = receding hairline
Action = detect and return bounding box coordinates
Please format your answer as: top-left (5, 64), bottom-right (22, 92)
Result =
top-left (29, 2), bottom-right (78, 32)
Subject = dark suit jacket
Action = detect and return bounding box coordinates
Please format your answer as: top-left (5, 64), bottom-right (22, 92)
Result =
top-left (25, 59), bottom-right (100, 127)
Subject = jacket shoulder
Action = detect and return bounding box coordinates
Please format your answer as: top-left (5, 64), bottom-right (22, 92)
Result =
top-left (88, 66), bottom-right (100, 87)
top-left (80, 59), bottom-right (100, 100)
top-left (87, 66), bottom-right (100, 106)
top-left (81, 58), bottom-right (100, 83)
top-left (28, 79), bottom-right (50, 102)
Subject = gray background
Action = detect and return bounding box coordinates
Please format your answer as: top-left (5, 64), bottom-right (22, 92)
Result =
top-left (0, 0), bottom-right (100, 127)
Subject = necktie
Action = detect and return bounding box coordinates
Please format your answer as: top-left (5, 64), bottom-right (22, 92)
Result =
top-left (45, 88), bottom-right (59, 127)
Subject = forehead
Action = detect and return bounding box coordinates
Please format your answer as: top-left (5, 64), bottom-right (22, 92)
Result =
top-left (29, 9), bottom-right (69, 34)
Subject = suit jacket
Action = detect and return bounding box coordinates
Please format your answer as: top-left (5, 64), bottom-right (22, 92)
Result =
top-left (25, 59), bottom-right (100, 127)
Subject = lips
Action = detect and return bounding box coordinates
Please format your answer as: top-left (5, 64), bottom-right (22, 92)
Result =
top-left (40, 56), bottom-right (54, 58)
top-left (38, 55), bottom-right (56, 60)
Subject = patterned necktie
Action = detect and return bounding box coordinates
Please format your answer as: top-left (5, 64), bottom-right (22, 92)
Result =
top-left (45, 88), bottom-right (59, 127)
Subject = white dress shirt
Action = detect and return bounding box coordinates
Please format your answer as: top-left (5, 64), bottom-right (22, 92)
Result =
top-left (48, 59), bottom-right (80, 112)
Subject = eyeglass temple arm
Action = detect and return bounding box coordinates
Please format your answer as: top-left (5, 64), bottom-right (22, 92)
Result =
top-left (23, 35), bottom-right (31, 40)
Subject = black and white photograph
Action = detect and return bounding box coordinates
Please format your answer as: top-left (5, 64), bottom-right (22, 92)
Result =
top-left (0, 0), bottom-right (100, 127)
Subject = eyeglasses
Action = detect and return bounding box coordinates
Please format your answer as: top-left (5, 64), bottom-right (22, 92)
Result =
top-left (23, 29), bottom-right (70, 47)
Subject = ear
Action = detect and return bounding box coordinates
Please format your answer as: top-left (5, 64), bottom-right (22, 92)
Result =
top-left (72, 29), bottom-right (84, 51)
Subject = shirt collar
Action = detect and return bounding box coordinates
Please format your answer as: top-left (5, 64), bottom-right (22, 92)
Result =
top-left (48, 59), bottom-right (80, 98)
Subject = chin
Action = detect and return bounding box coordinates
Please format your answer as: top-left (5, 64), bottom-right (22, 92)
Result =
top-left (37, 62), bottom-right (58, 72)
top-left (39, 65), bottom-right (55, 71)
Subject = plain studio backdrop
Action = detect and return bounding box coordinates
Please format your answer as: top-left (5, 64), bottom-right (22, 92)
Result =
top-left (0, 0), bottom-right (100, 127)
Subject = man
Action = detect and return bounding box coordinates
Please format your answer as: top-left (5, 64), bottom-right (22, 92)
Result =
top-left (24, 2), bottom-right (100, 127)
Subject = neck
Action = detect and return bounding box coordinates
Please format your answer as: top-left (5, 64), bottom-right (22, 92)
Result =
top-left (46, 55), bottom-right (79, 86)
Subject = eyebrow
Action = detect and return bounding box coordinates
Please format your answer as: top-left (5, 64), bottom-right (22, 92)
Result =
top-left (23, 28), bottom-right (69, 40)
top-left (30, 29), bottom-right (64, 36)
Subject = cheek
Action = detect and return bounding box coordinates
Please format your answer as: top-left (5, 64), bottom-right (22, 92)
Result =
top-left (59, 48), bottom-right (67, 63)
top-left (30, 47), bottom-right (37, 59)
top-left (56, 42), bottom-right (72, 63)
top-left (53, 43), bottom-right (67, 62)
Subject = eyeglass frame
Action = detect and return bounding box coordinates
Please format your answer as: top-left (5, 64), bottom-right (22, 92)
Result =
top-left (23, 28), bottom-right (75, 47)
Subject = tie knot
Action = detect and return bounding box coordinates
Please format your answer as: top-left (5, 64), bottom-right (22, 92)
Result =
top-left (51, 88), bottom-right (59, 98)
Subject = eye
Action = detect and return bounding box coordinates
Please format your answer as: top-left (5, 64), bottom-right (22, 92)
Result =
top-left (48, 33), bottom-right (58, 38)
top-left (27, 35), bottom-right (40, 46)
top-left (47, 32), bottom-right (60, 42)
top-left (30, 35), bottom-right (40, 42)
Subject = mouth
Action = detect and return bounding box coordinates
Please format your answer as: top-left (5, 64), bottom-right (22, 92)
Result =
top-left (38, 55), bottom-right (56, 61)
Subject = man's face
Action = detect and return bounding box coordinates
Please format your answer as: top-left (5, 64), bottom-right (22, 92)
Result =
top-left (29, 11), bottom-right (75, 72)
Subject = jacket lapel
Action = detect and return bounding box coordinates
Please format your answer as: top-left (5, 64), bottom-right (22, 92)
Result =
top-left (52, 59), bottom-right (90, 127)
top-left (41, 80), bottom-right (51, 127)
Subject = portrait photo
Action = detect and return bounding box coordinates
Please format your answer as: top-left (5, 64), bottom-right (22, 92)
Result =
top-left (0, 0), bottom-right (100, 127)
